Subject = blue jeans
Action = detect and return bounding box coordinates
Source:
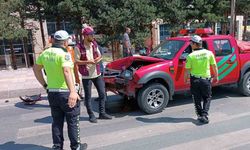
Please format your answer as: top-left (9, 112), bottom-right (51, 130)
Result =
top-left (48, 92), bottom-right (81, 150)
top-left (82, 76), bottom-right (106, 115)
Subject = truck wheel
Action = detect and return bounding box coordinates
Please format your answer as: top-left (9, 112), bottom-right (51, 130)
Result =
top-left (137, 83), bottom-right (169, 114)
top-left (239, 71), bottom-right (250, 96)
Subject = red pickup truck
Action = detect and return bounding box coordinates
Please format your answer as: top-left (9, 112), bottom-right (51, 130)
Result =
top-left (104, 28), bottom-right (250, 114)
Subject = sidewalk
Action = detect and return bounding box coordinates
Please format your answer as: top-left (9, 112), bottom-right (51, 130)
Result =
top-left (0, 63), bottom-right (110, 100)
top-left (0, 68), bottom-right (45, 99)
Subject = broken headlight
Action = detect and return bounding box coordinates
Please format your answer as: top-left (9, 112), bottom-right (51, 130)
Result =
top-left (120, 70), bottom-right (133, 80)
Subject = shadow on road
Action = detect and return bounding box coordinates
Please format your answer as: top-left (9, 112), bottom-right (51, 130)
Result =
top-left (0, 141), bottom-right (50, 150)
top-left (34, 116), bottom-right (52, 123)
top-left (136, 117), bottom-right (205, 126)
top-left (103, 85), bottom-right (244, 119)
top-left (34, 116), bottom-right (89, 124)
top-left (15, 101), bottom-right (49, 110)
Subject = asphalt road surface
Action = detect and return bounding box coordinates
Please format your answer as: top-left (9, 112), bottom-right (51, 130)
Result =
top-left (0, 85), bottom-right (250, 150)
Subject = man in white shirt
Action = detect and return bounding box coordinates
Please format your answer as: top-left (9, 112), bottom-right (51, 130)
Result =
top-left (74, 27), bottom-right (112, 123)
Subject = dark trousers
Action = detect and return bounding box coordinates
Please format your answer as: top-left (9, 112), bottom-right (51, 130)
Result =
top-left (82, 76), bottom-right (106, 115)
top-left (190, 76), bottom-right (212, 117)
top-left (48, 92), bottom-right (80, 150)
top-left (123, 48), bottom-right (133, 57)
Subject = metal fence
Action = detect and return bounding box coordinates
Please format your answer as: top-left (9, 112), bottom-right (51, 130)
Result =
top-left (0, 53), bottom-right (34, 70)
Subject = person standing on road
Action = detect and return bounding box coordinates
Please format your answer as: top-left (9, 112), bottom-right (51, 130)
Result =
top-left (33, 30), bottom-right (87, 150)
top-left (67, 37), bottom-right (81, 85)
top-left (184, 35), bottom-right (218, 124)
top-left (122, 27), bottom-right (132, 57)
top-left (74, 27), bottom-right (112, 123)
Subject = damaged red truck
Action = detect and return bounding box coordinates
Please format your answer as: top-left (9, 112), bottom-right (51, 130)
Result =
top-left (104, 28), bottom-right (250, 114)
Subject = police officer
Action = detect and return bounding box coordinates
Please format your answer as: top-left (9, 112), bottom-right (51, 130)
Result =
top-left (33, 30), bottom-right (87, 150)
top-left (184, 35), bottom-right (218, 124)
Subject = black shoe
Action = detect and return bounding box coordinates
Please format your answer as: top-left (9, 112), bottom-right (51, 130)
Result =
top-left (202, 116), bottom-right (209, 124)
top-left (75, 143), bottom-right (88, 150)
top-left (89, 114), bottom-right (97, 123)
top-left (198, 116), bottom-right (209, 124)
top-left (99, 113), bottom-right (112, 119)
top-left (52, 145), bottom-right (63, 150)
top-left (197, 116), bottom-right (203, 122)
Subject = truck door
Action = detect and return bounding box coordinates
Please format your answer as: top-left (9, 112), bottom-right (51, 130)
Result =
top-left (175, 44), bottom-right (192, 91)
top-left (176, 41), bottom-right (209, 91)
top-left (212, 39), bottom-right (239, 84)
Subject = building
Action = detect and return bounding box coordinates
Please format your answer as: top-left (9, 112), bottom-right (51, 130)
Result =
top-left (0, 19), bottom-right (73, 70)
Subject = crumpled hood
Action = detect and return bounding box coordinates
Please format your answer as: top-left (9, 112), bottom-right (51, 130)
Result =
top-left (106, 56), bottom-right (165, 70)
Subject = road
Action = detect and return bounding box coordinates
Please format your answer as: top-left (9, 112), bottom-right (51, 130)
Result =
top-left (0, 85), bottom-right (250, 150)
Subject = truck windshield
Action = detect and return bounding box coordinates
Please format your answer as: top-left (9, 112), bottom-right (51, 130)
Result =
top-left (149, 40), bottom-right (185, 60)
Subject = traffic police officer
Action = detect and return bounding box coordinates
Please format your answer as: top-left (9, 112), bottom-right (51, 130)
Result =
top-left (184, 35), bottom-right (218, 124)
top-left (33, 30), bottom-right (87, 150)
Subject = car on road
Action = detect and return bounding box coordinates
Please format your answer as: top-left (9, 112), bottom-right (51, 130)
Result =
top-left (104, 28), bottom-right (250, 114)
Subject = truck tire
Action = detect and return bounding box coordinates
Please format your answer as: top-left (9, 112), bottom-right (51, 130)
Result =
top-left (239, 71), bottom-right (250, 96)
top-left (137, 83), bottom-right (169, 114)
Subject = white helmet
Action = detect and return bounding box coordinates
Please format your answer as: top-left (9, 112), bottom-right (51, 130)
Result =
top-left (191, 35), bottom-right (202, 44)
top-left (54, 30), bottom-right (70, 41)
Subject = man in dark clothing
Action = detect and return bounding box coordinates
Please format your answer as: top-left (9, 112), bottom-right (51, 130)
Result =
top-left (122, 27), bottom-right (132, 57)
top-left (184, 35), bottom-right (218, 124)
top-left (33, 30), bottom-right (87, 150)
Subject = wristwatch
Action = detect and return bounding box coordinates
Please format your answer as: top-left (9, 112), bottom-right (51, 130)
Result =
top-left (43, 83), bottom-right (48, 89)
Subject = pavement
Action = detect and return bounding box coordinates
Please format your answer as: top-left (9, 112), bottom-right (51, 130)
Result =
top-left (0, 68), bottom-right (45, 100)
top-left (1, 85), bottom-right (250, 150)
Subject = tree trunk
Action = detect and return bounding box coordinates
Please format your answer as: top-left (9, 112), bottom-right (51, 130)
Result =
top-left (20, 17), bottom-right (31, 67)
top-left (56, 15), bottom-right (61, 30)
top-left (221, 11), bottom-right (229, 35)
top-left (38, 5), bottom-right (46, 48)
top-left (111, 38), bottom-right (114, 61)
top-left (10, 39), bottom-right (17, 70)
top-left (243, 14), bottom-right (247, 41)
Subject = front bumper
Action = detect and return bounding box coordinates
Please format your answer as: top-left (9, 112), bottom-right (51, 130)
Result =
top-left (104, 76), bottom-right (142, 97)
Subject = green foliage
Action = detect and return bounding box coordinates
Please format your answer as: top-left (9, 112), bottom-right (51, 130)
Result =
top-left (154, 0), bottom-right (188, 25)
top-left (236, 0), bottom-right (250, 15)
top-left (0, 0), bottom-right (28, 40)
top-left (1, 0), bottom-right (249, 48)
top-left (186, 0), bottom-right (229, 24)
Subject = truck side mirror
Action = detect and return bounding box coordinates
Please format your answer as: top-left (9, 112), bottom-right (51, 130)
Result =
top-left (139, 49), bottom-right (147, 56)
top-left (180, 53), bottom-right (188, 61)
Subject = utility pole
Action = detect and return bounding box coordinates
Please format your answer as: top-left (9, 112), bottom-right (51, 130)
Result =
top-left (230, 0), bottom-right (236, 37)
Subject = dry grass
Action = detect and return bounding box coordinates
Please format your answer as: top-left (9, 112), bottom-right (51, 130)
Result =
top-left (102, 54), bottom-right (113, 62)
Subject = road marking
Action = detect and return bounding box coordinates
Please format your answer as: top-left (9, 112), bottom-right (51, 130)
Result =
top-left (159, 128), bottom-right (250, 150)
top-left (57, 111), bottom-right (250, 150)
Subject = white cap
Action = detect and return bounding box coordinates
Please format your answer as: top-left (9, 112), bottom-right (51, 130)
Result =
top-left (54, 30), bottom-right (70, 41)
top-left (68, 37), bottom-right (76, 46)
top-left (191, 35), bottom-right (202, 44)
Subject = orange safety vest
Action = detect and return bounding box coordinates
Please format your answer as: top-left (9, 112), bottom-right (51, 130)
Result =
top-left (67, 46), bottom-right (80, 84)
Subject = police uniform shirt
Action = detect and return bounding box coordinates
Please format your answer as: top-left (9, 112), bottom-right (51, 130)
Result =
top-left (185, 48), bottom-right (216, 78)
top-left (36, 47), bottom-right (74, 89)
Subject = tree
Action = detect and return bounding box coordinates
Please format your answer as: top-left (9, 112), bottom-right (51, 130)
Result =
top-left (82, 0), bottom-right (156, 47)
top-left (236, 0), bottom-right (250, 40)
top-left (153, 0), bottom-right (189, 30)
top-left (0, 0), bottom-right (28, 69)
top-left (185, 0), bottom-right (230, 30)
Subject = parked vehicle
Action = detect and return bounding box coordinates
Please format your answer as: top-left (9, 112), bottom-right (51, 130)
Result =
top-left (104, 28), bottom-right (250, 114)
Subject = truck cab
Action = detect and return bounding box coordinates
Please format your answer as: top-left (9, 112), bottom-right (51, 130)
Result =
top-left (104, 28), bottom-right (250, 114)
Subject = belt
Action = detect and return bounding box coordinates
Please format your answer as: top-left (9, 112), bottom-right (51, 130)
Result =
top-left (47, 89), bottom-right (70, 92)
top-left (191, 75), bottom-right (211, 80)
